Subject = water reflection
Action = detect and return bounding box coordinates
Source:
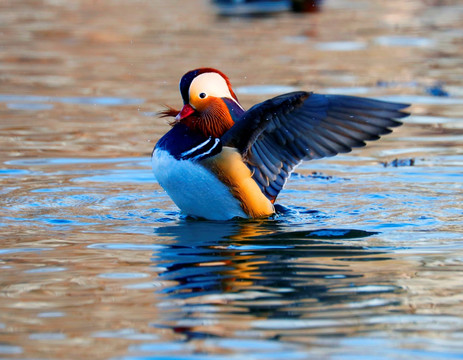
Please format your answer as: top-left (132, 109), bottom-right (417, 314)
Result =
top-left (0, 94), bottom-right (144, 106)
top-left (151, 220), bottom-right (401, 343)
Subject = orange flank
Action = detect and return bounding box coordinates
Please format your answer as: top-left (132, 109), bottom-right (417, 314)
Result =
top-left (203, 147), bottom-right (275, 218)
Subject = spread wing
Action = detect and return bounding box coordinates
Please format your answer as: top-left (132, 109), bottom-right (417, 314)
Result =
top-left (222, 91), bottom-right (409, 202)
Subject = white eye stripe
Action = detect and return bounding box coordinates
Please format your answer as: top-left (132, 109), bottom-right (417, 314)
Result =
top-left (190, 73), bottom-right (231, 99)
top-left (189, 73), bottom-right (243, 109)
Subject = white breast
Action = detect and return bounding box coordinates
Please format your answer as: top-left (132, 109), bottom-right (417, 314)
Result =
top-left (152, 148), bottom-right (247, 220)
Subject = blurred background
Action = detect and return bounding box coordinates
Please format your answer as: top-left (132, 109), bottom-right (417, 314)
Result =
top-left (0, 1), bottom-right (462, 359)
top-left (1, 0), bottom-right (461, 160)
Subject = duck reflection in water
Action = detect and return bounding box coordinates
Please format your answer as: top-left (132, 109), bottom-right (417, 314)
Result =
top-left (151, 220), bottom-right (401, 340)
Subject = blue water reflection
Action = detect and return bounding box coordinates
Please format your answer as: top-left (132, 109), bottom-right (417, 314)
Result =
top-left (0, 94), bottom-right (144, 107)
top-left (149, 220), bottom-right (399, 344)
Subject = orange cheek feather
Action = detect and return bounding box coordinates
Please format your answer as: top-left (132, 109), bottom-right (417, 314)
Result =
top-left (192, 98), bottom-right (235, 138)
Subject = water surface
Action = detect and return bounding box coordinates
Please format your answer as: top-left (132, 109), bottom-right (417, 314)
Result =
top-left (1, 0), bottom-right (463, 359)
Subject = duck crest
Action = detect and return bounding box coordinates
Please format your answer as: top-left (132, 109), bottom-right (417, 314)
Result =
top-left (179, 68), bottom-right (240, 104)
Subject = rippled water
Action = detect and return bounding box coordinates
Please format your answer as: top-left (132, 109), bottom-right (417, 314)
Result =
top-left (1, 0), bottom-right (463, 359)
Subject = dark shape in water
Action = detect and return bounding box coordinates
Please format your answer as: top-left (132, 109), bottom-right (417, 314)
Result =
top-left (212, 0), bottom-right (322, 15)
top-left (376, 80), bottom-right (419, 88)
top-left (381, 158), bottom-right (415, 168)
top-left (291, 0), bottom-right (323, 12)
top-left (425, 83), bottom-right (449, 97)
top-left (253, 228), bottom-right (379, 240)
top-left (213, 0), bottom-right (290, 16)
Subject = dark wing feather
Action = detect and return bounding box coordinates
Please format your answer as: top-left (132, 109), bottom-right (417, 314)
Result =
top-left (222, 91), bottom-right (409, 202)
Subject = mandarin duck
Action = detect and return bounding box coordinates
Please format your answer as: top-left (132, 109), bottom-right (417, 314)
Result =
top-left (152, 68), bottom-right (409, 220)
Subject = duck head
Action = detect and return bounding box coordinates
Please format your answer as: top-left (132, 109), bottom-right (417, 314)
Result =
top-left (168, 68), bottom-right (245, 138)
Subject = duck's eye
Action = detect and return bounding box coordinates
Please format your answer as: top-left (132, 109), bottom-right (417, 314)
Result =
top-left (199, 92), bottom-right (207, 99)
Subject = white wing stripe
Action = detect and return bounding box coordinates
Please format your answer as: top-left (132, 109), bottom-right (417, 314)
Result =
top-left (191, 138), bottom-right (221, 161)
top-left (180, 136), bottom-right (213, 158)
